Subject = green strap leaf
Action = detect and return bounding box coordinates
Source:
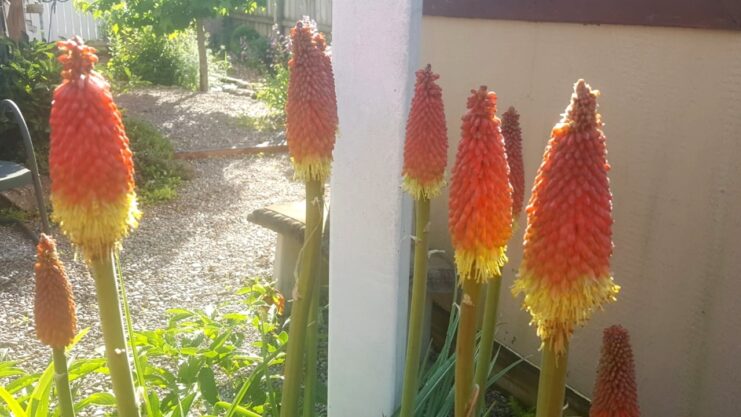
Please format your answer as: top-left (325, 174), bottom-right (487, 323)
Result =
top-left (0, 386), bottom-right (28, 417)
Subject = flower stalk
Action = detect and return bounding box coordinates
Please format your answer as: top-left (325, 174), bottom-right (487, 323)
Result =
top-left (473, 274), bottom-right (502, 414)
top-left (34, 234), bottom-right (76, 417)
top-left (513, 80), bottom-right (619, 417)
top-left (90, 252), bottom-right (140, 417)
top-left (449, 87), bottom-right (512, 417)
top-left (399, 64), bottom-right (448, 417)
top-left (302, 262), bottom-right (321, 417)
top-left (49, 37), bottom-right (141, 417)
top-left (473, 105), bottom-right (525, 415)
top-left (455, 279), bottom-right (482, 417)
top-left (281, 180), bottom-right (324, 417)
top-left (51, 348), bottom-right (75, 417)
top-left (280, 17), bottom-right (337, 417)
top-left (399, 198), bottom-right (431, 417)
top-left (535, 343), bottom-right (569, 417)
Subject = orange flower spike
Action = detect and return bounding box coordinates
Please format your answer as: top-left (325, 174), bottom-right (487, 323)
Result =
top-left (286, 18), bottom-right (338, 182)
top-left (34, 234), bottom-right (77, 349)
top-left (512, 80), bottom-right (620, 355)
top-left (590, 325), bottom-right (640, 417)
top-left (448, 86), bottom-right (513, 282)
top-left (501, 106), bottom-right (525, 221)
top-left (49, 37), bottom-right (139, 260)
top-left (402, 65), bottom-right (448, 199)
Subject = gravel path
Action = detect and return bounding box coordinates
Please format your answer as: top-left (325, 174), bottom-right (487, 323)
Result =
top-left (116, 86), bottom-right (284, 152)
top-left (0, 88), bottom-right (301, 372)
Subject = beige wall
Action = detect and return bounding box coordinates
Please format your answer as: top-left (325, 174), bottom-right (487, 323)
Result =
top-left (422, 16), bottom-right (741, 417)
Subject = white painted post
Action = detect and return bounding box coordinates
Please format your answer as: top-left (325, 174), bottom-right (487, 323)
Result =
top-left (327, 1), bottom-right (422, 416)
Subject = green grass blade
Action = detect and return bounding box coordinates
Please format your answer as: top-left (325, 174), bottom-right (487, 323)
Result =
top-left (25, 362), bottom-right (53, 417)
top-left (215, 402), bottom-right (262, 417)
top-left (0, 386), bottom-right (28, 417)
top-left (74, 393), bottom-right (116, 411)
top-left (224, 348), bottom-right (282, 417)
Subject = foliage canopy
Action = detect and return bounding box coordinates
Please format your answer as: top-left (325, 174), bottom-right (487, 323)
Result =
top-left (77, 0), bottom-right (266, 34)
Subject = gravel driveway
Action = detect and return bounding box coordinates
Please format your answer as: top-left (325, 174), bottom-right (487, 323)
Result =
top-left (0, 88), bottom-right (301, 372)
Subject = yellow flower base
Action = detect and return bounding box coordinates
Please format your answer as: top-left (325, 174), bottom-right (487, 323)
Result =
top-left (52, 192), bottom-right (140, 260)
top-left (292, 156), bottom-right (332, 183)
top-left (402, 176), bottom-right (444, 200)
top-left (454, 245), bottom-right (508, 283)
top-left (512, 268), bottom-right (620, 355)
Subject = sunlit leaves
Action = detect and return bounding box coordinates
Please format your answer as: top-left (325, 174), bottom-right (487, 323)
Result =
top-left (76, 0), bottom-right (266, 34)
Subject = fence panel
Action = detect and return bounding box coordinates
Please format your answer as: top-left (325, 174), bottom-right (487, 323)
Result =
top-left (31, 1), bottom-right (101, 41)
top-left (233, 0), bottom-right (332, 37)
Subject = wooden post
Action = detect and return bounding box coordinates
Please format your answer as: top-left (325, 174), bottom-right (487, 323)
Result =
top-left (196, 18), bottom-right (208, 92)
top-left (7, 0), bottom-right (26, 41)
top-left (273, 0), bottom-right (284, 34)
top-left (327, 0), bottom-right (422, 415)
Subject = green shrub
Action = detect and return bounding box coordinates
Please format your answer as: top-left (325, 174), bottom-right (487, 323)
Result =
top-left (229, 25), bottom-right (270, 70)
top-left (124, 116), bottom-right (188, 204)
top-left (509, 397), bottom-right (536, 417)
top-left (256, 63), bottom-right (288, 114)
top-left (0, 38), bottom-right (61, 173)
top-left (0, 207), bottom-right (30, 222)
top-left (0, 280), bottom-right (287, 417)
top-left (106, 27), bottom-right (199, 90)
top-left (254, 25), bottom-right (290, 117)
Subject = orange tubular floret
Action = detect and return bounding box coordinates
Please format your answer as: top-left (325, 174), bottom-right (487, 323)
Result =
top-left (590, 325), bottom-right (640, 417)
top-left (34, 234), bottom-right (77, 349)
top-left (512, 80), bottom-right (619, 355)
top-left (448, 86), bottom-right (513, 282)
top-left (49, 37), bottom-right (139, 260)
top-left (402, 64), bottom-right (448, 200)
top-left (501, 106), bottom-right (525, 221)
top-left (286, 18), bottom-right (338, 182)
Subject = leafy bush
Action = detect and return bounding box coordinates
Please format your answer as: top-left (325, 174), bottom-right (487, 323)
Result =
top-left (508, 397), bottom-right (536, 417)
top-left (124, 116), bottom-right (188, 204)
top-left (256, 63), bottom-right (288, 114)
top-left (0, 38), bottom-right (61, 172)
top-left (254, 25), bottom-right (290, 116)
top-left (229, 25), bottom-right (270, 70)
top-left (0, 280), bottom-right (287, 417)
top-left (106, 27), bottom-right (199, 90)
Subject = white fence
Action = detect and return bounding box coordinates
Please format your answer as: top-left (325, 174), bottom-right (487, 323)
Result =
top-left (233, 0), bottom-right (332, 37)
top-left (24, 0), bottom-right (101, 42)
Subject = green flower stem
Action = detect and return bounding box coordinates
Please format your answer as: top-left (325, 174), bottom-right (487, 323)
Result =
top-left (281, 180), bottom-right (324, 417)
top-left (302, 274), bottom-right (320, 417)
top-left (399, 197), bottom-right (431, 417)
top-left (535, 342), bottom-right (569, 417)
top-left (52, 347), bottom-right (75, 417)
top-left (455, 279), bottom-right (482, 417)
top-left (90, 252), bottom-right (140, 417)
top-left (473, 274), bottom-right (503, 415)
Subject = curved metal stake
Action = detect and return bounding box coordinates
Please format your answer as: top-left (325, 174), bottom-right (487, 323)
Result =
top-left (1, 99), bottom-right (51, 235)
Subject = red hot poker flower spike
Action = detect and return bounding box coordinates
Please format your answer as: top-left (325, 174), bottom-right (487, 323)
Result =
top-left (590, 325), bottom-right (640, 417)
top-left (448, 86), bottom-right (513, 282)
top-left (512, 80), bottom-right (619, 355)
top-left (501, 106), bottom-right (525, 221)
top-left (402, 64), bottom-right (448, 199)
top-left (50, 37), bottom-right (139, 260)
top-left (286, 18), bottom-right (338, 182)
top-left (34, 234), bottom-right (77, 349)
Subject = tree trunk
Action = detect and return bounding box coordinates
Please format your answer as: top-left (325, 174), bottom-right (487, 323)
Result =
top-left (196, 19), bottom-right (208, 92)
top-left (7, 0), bottom-right (27, 41)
